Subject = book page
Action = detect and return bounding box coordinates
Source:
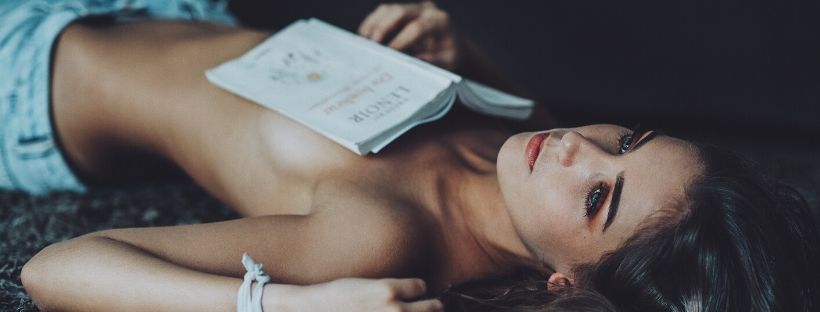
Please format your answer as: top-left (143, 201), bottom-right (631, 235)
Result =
top-left (206, 20), bottom-right (453, 151)
top-left (456, 79), bottom-right (534, 120)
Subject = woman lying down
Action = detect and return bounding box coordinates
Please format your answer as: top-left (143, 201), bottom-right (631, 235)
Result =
top-left (4, 1), bottom-right (818, 311)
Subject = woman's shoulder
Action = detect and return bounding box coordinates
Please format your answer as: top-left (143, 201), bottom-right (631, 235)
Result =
top-left (309, 178), bottom-right (440, 276)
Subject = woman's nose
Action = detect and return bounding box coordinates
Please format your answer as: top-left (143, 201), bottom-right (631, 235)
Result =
top-left (557, 131), bottom-right (603, 167)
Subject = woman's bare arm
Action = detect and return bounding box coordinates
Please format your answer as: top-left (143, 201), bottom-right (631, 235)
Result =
top-left (22, 236), bottom-right (440, 312)
top-left (21, 208), bottom-right (437, 311)
top-left (24, 235), bottom-right (272, 311)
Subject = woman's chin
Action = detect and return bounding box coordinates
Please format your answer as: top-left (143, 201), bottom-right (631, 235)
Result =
top-left (496, 133), bottom-right (531, 204)
top-left (498, 133), bottom-right (530, 173)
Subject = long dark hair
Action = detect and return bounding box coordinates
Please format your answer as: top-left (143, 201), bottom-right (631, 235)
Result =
top-left (442, 143), bottom-right (820, 311)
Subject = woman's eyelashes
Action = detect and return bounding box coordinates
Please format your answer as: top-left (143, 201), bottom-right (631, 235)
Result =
top-left (585, 182), bottom-right (609, 218)
top-left (617, 132), bottom-right (634, 155)
top-left (585, 125), bottom-right (641, 221)
top-left (616, 125), bottom-right (644, 155)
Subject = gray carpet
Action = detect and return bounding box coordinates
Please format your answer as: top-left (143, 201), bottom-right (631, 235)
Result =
top-left (0, 182), bottom-right (238, 311)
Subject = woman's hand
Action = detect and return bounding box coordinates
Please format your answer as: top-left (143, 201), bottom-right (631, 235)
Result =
top-left (275, 278), bottom-right (444, 312)
top-left (358, 1), bottom-right (460, 70)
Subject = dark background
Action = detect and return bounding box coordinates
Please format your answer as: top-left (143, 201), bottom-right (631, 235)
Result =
top-left (226, 0), bottom-right (820, 212)
top-left (228, 0), bottom-right (820, 137)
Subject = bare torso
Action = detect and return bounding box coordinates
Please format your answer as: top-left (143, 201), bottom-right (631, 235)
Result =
top-left (53, 20), bottom-right (520, 288)
top-left (261, 109), bottom-right (514, 287)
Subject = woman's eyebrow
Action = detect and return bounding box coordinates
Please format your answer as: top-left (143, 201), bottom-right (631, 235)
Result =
top-left (603, 173), bottom-right (624, 232)
top-left (602, 131), bottom-right (659, 232)
top-left (630, 130), bottom-right (659, 153)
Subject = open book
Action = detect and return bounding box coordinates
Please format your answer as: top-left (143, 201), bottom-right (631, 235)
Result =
top-left (206, 18), bottom-right (533, 155)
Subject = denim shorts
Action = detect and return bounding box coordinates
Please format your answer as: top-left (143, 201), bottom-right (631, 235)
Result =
top-left (0, 0), bottom-right (236, 194)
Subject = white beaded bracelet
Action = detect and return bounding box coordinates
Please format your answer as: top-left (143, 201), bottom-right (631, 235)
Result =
top-left (237, 253), bottom-right (271, 312)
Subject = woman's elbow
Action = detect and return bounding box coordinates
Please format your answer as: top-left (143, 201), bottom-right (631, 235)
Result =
top-left (22, 234), bottom-right (103, 310)
top-left (22, 240), bottom-right (69, 310)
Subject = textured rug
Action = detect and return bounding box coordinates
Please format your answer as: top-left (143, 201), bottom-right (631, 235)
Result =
top-left (0, 182), bottom-right (237, 311)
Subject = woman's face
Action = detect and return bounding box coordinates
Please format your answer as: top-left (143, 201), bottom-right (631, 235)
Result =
top-left (497, 124), bottom-right (703, 275)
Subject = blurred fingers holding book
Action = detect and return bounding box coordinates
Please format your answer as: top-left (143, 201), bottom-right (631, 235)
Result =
top-left (358, 1), bottom-right (459, 70)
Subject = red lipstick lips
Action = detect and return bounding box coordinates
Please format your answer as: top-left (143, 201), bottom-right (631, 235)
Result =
top-left (526, 133), bottom-right (548, 171)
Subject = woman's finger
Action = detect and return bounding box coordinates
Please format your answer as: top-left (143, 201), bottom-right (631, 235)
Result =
top-left (415, 51), bottom-right (436, 63)
top-left (402, 299), bottom-right (445, 312)
top-left (371, 5), bottom-right (422, 43)
top-left (357, 4), bottom-right (388, 38)
top-left (388, 20), bottom-right (428, 51)
top-left (382, 278), bottom-right (427, 300)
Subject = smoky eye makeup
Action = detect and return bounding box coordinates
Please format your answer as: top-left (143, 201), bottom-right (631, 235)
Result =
top-left (616, 124), bottom-right (644, 155)
top-left (584, 180), bottom-right (609, 219)
top-left (585, 125), bottom-right (659, 228)
top-left (616, 123), bottom-right (664, 156)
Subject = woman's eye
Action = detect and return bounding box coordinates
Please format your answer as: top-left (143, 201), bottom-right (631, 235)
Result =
top-left (585, 184), bottom-right (609, 217)
top-left (617, 124), bottom-right (643, 154)
top-left (617, 134), bottom-right (633, 154)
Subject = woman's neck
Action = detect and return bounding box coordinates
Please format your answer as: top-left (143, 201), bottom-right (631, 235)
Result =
top-left (420, 142), bottom-right (542, 288)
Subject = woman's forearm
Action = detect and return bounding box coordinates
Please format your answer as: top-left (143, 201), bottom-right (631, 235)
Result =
top-left (21, 235), bottom-right (296, 312)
